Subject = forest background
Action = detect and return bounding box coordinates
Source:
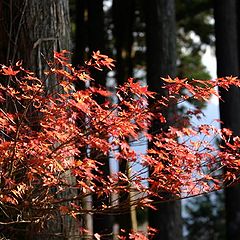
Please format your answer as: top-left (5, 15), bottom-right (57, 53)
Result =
top-left (0, 0), bottom-right (240, 240)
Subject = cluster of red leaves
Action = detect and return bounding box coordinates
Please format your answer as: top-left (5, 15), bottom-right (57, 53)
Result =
top-left (117, 227), bottom-right (157, 240)
top-left (0, 51), bottom-right (240, 237)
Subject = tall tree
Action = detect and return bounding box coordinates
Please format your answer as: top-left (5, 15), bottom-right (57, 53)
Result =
top-left (214, 1), bottom-right (240, 240)
top-left (73, 0), bottom-right (113, 236)
top-left (112, 0), bottom-right (136, 235)
top-left (71, 2), bottom-right (94, 237)
top-left (0, 0), bottom-right (70, 75)
top-left (0, 1), bottom-right (76, 239)
top-left (144, 0), bottom-right (183, 239)
top-left (87, 1), bottom-right (114, 236)
top-left (113, 0), bottom-right (134, 86)
top-left (72, 0), bottom-right (88, 67)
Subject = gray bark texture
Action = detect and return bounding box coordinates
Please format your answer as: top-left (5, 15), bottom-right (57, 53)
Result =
top-left (0, 1), bottom-right (79, 239)
top-left (0, 0), bottom-right (70, 70)
top-left (214, 1), bottom-right (240, 240)
top-left (144, 0), bottom-right (183, 239)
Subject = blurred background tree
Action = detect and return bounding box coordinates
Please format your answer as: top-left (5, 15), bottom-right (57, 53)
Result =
top-left (183, 192), bottom-right (225, 240)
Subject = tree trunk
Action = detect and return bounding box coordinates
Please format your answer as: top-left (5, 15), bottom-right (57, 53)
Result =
top-left (112, 0), bottom-right (136, 236)
top-left (80, 1), bottom-right (114, 236)
top-left (73, 1), bottom-right (113, 237)
top-left (144, 0), bottom-right (182, 239)
top-left (0, 0), bottom-right (70, 71)
top-left (0, 1), bottom-right (77, 239)
top-left (72, 2), bottom-right (94, 238)
top-left (113, 0), bottom-right (134, 86)
top-left (214, 1), bottom-right (240, 240)
top-left (72, 0), bottom-right (87, 67)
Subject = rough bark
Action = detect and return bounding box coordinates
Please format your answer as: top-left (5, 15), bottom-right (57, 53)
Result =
top-left (144, 0), bottom-right (182, 239)
top-left (0, 1), bottom-right (77, 239)
top-left (214, 1), bottom-right (240, 240)
top-left (0, 0), bottom-right (70, 71)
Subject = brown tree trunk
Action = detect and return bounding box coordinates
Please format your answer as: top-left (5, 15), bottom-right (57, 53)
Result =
top-left (113, 0), bottom-right (134, 86)
top-left (0, 1), bottom-right (78, 239)
top-left (214, 1), bottom-right (240, 240)
top-left (0, 0), bottom-right (70, 72)
top-left (144, 0), bottom-right (182, 239)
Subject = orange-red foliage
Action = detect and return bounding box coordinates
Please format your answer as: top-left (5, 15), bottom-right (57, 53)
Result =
top-left (0, 51), bottom-right (240, 237)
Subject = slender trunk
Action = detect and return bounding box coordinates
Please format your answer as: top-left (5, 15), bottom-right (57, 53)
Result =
top-left (73, 1), bottom-right (113, 237)
top-left (112, 0), bottom-right (135, 236)
top-left (144, 0), bottom-right (182, 239)
top-left (113, 0), bottom-right (134, 86)
top-left (86, 1), bottom-right (114, 236)
top-left (214, 1), bottom-right (240, 240)
top-left (72, 2), bottom-right (93, 238)
top-left (73, 0), bottom-right (87, 66)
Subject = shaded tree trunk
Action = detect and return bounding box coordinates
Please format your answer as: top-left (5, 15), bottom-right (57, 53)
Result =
top-left (73, 0), bottom-right (113, 237)
top-left (72, 1), bottom-right (92, 238)
top-left (113, 0), bottom-right (134, 86)
top-left (0, 0), bottom-right (70, 73)
top-left (87, 1), bottom-right (113, 237)
top-left (0, 1), bottom-right (77, 239)
top-left (214, 1), bottom-right (240, 240)
top-left (72, 0), bottom-right (88, 70)
top-left (112, 0), bottom-right (136, 236)
top-left (144, 0), bottom-right (182, 239)
top-left (87, 0), bottom-right (105, 53)
top-left (72, 1), bottom-right (113, 238)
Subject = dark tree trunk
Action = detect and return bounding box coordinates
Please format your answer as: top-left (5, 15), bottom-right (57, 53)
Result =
top-left (86, 1), bottom-right (113, 236)
top-left (72, 0), bottom-right (88, 66)
top-left (214, 1), bottom-right (240, 240)
top-left (144, 0), bottom-right (182, 239)
top-left (72, 1), bottom-right (92, 237)
top-left (112, 0), bottom-right (136, 236)
top-left (113, 0), bottom-right (134, 86)
top-left (73, 1), bottom-right (113, 237)
top-left (0, 0), bottom-right (70, 73)
top-left (87, 0), bottom-right (105, 53)
top-left (0, 1), bottom-right (77, 239)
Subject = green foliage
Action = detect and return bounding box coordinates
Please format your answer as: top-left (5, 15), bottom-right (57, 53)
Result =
top-left (176, 0), bottom-right (213, 78)
top-left (178, 51), bottom-right (211, 80)
top-left (176, 0), bottom-right (214, 49)
top-left (184, 192), bottom-right (225, 240)
top-left (176, 0), bottom-right (213, 110)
